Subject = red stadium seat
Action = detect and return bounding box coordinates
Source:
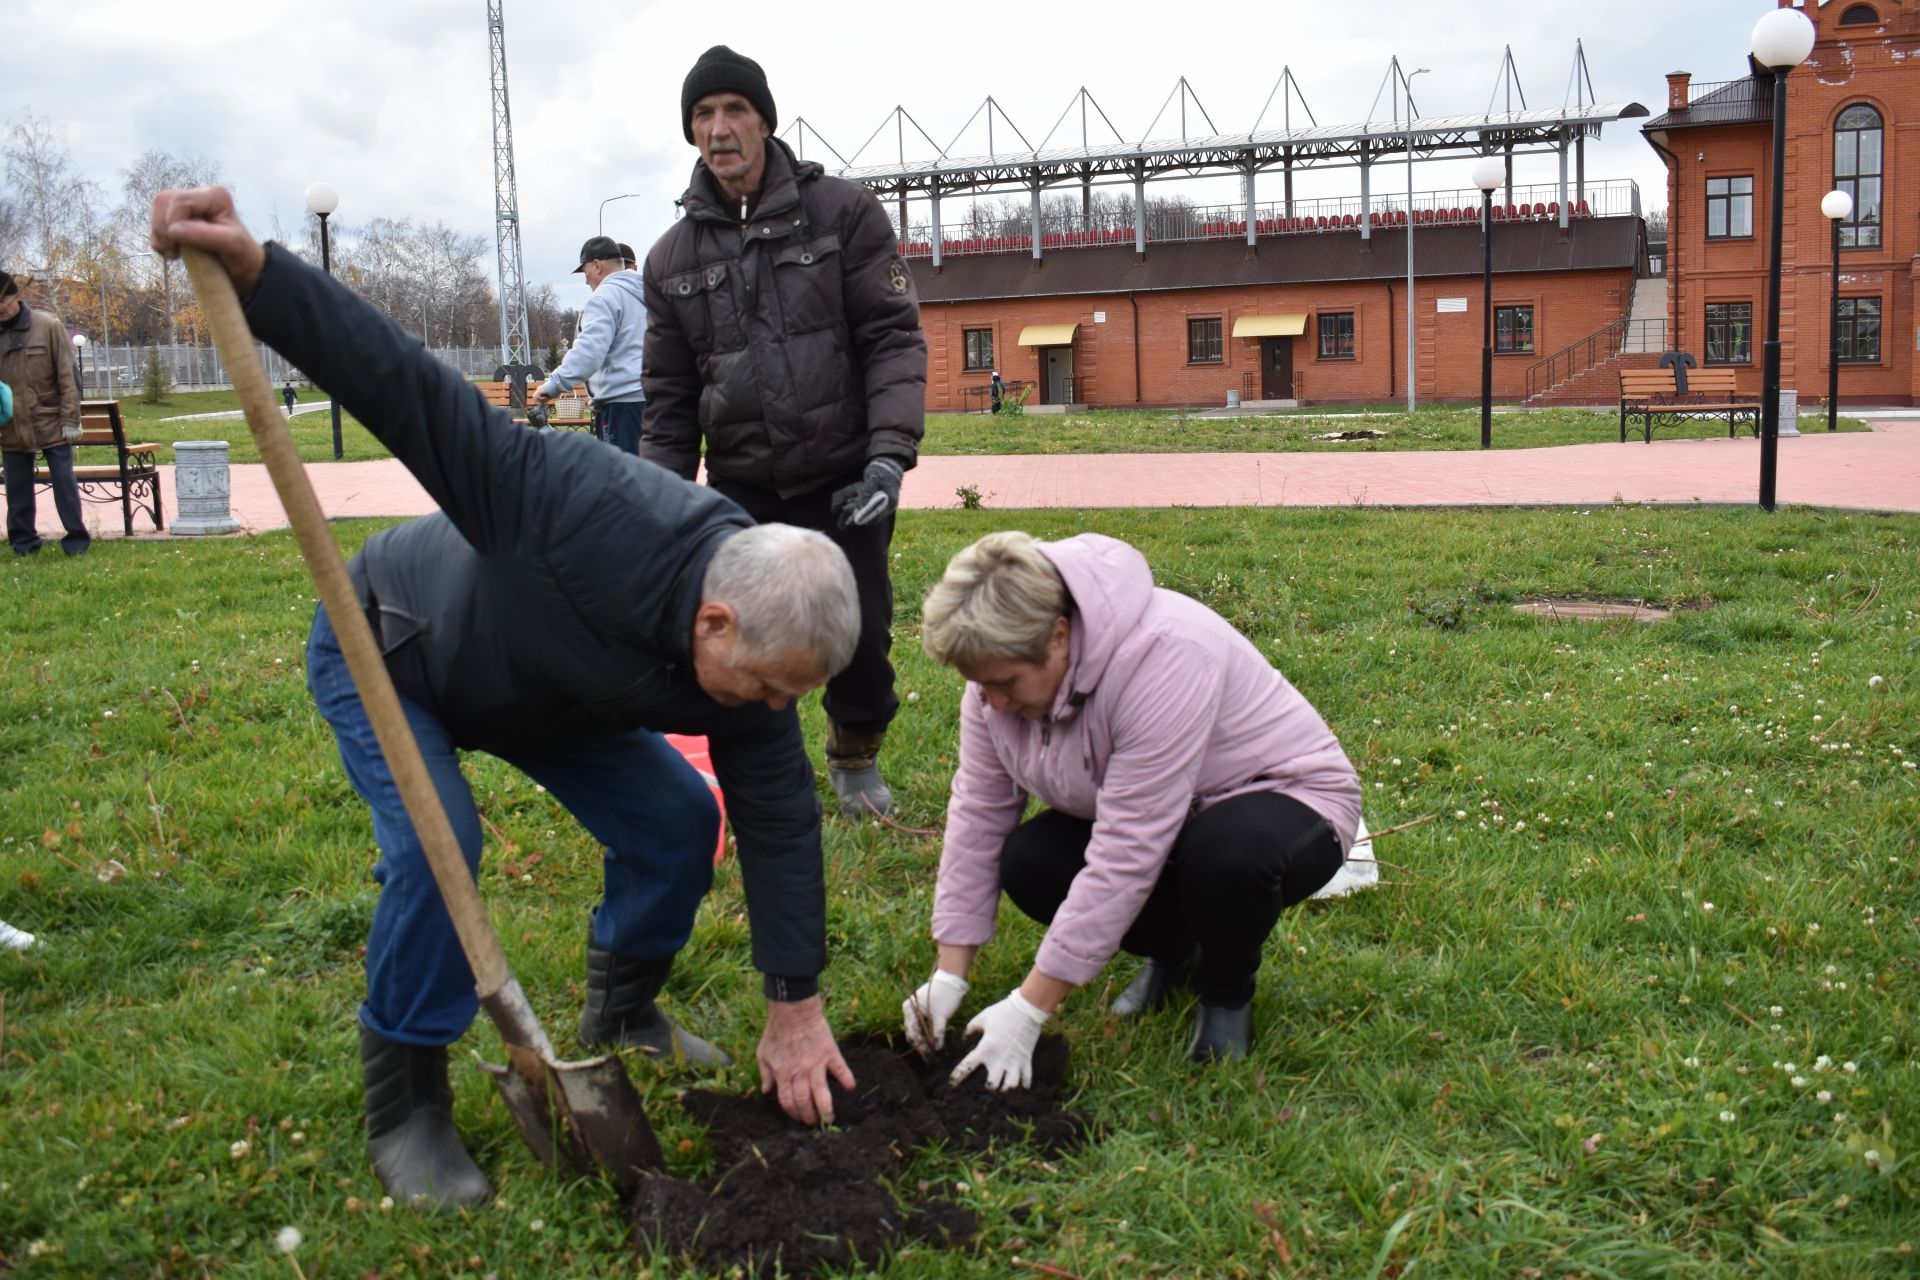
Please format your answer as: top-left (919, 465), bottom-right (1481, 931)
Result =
top-left (1532, 202), bottom-right (1547, 219)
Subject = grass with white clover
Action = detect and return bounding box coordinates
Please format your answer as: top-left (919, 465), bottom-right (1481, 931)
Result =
top-left (1, 505), bottom-right (1916, 1278)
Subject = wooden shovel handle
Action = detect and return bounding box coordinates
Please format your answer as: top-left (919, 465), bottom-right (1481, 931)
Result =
top-left (181, 249), bottom-right (512, 1001)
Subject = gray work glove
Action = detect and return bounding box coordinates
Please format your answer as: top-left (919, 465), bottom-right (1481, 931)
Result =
top-left (830, 456), bottom-right (905, 529)
top-left (62, 422), bottom-right (83, 444)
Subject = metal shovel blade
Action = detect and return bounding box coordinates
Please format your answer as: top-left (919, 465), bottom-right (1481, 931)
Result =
top-left (480, 1045), bottom-right (665, 1192)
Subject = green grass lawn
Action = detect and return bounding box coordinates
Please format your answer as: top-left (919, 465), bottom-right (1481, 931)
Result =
top-left (920, 406), bottom-right (1876, 455)
top-left (108, 390), bottom-right (1876, 468)
top-left (114, 390), bottom-right (393, 465)
top-left (3, 508), bottom-right (1916, 1278)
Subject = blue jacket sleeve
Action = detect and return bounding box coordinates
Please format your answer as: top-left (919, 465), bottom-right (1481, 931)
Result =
top-left (241, 241), bottom-right (555, 556)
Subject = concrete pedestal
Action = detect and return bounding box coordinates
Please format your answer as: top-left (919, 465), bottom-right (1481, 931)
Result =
top-left (1777, 389), bottom-right (1801, 438)
top-left (170, 440), bottom-right (243, 535)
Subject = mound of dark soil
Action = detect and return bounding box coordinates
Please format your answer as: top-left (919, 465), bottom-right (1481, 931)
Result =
top-left (630, 1033), bottom-right (1090, 1277)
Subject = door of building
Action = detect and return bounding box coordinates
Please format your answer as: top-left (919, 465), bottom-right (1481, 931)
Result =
top-left (1044, 346), bottom-right (1075, 404)
top-left (1262, 337), bottom-right (1294, 400)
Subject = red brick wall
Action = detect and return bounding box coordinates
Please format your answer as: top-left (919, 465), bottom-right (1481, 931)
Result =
top-left (918, 267), bottom-right (1634, 411)
top-left (1656, 0), bottom-right (1918, 405)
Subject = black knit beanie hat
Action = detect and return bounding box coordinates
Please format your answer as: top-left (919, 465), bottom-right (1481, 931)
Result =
top-left (681, 46), bottom-right (776, 143)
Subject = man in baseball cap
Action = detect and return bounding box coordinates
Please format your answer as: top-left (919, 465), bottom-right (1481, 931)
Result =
top-left (538, 236), bottom-right (647, 452)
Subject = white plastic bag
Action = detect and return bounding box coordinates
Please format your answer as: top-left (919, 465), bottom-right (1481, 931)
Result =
top-left (1311, 814), bottom-right (1379, 899)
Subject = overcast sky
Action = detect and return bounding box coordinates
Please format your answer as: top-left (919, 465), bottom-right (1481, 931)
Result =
top-left (12, 0), bottom-right (1778, 304)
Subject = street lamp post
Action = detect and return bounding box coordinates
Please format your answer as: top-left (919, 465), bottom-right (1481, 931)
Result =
top-left (1820, 188), bottom-right (1852, 433)
top-left (1750, 7), bottom-right (1816, 512)
top-left (599, 192), bottom-right (645, 235)
top-left (305, 182), bottom-right (343, 460)
top-left (1473, 157), bottom-right (1505, 450)
top-left (71, 333), bottom-right (87, 399)
top-left (1404, 66), bottom-right (1429, 415)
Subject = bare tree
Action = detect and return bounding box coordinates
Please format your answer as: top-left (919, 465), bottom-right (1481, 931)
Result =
top-left (0, 193), bottom-right (22, 266)
top-left (3, 114), bottom-right (104, 316)
top-left (116, 149), bottom-right (227, 343)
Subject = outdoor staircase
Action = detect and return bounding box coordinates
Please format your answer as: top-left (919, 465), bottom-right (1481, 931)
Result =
top-left (1527, 351), bottom-right (1663, 406)
top-left (1523, 276), bottom-right (1669, 406)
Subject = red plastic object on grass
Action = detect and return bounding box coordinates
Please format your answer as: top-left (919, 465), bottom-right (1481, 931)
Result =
top-left (664, 734), bottom-right (729, 863)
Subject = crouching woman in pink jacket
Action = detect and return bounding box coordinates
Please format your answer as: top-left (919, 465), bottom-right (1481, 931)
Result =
top-left (903, 531), bottom-right (1362, 1083)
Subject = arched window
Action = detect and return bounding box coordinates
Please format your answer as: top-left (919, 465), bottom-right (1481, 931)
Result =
top-left (1838, 5), bottom-right (1879, 24)
top-left (1833, 104), bottom-right (1882, 250)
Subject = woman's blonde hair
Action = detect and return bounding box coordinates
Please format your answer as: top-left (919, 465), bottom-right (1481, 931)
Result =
top-left (922, 531), bottom-right (1070, 669)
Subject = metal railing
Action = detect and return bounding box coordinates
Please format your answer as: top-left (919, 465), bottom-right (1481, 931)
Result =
top-left (1523, 317), bottom-right (1668, 401)
top-left (901, 180), bottom-right (1642, 258)
top-left (72, 344), bottom-right (515, 395)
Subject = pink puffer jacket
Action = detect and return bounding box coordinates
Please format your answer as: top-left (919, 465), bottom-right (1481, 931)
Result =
top-left (930, 533), bottom-right (1362, 985)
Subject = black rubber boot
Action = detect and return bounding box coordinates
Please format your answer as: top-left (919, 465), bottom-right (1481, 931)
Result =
top-left (1110, 954), bottom-right (1195, 1017)
top-left (579, 944), bottom-right (732, 1068)
top-left (826, 721), bottom-right (894, 819)
top-left (360, 1027), bottom-right (492, 1209)
top-left (1186, 1002), bottom-right (1255, 1064)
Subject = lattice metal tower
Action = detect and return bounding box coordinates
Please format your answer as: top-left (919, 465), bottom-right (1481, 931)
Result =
top-left (487, 0), bottom-right (532, 366)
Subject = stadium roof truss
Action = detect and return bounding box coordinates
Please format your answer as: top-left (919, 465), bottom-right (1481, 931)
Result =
top-left (782, 43), bottom-right (1648, 261)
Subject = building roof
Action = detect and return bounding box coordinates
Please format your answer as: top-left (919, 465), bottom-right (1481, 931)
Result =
top-left (1642, 76), bottom-right (1771, 133)
top-left (832, 103), bottom-right (1649, 195)
top-left (908, 217), bottom-right (1641, 304)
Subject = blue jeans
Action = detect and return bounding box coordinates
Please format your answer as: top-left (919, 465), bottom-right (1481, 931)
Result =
top-left (306, 604), bottom-right (720, 1046)
top-left (600, 400), bottom-right (643, 454)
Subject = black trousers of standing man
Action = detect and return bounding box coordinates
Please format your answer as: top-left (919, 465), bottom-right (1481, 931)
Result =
top-left (709, 469), bottom-right (898, 736)
top-left (998, 791), bottom-right (1343, 1009)
top-left (4, 446), bottom-right (91, 556)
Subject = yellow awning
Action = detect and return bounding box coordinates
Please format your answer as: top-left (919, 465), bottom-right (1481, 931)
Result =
top-left (1232, 314), bottom-right (1308, 338)
top-left (1017, 323), bottom-right (1079, 346)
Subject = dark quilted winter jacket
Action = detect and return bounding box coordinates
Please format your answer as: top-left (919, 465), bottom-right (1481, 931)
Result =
top-left (639, 138), bottom-right (926, 498)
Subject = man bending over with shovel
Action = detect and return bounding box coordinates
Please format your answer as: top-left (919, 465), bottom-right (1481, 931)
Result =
top-left (151, 186), bottom-right (858, 1209)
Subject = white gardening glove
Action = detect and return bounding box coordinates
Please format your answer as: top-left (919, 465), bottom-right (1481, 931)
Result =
top-left (950, 989), bottom-right (1050, 1091)
top-left (903, 970), bottom-right (969, 1056)
top-left (62, 422), bottom-right (83, 444)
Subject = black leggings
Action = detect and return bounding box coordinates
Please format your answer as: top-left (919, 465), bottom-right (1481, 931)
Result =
top-left (999, 791), bottom-right (1343, 1008)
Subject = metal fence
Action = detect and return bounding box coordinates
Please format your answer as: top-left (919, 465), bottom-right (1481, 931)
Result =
top-left (72, 344), bottom-right (512, 395)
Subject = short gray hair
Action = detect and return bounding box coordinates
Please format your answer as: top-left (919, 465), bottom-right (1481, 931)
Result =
top-left (922, 530), bottom-right (1069, 668)
top-left (702, 523), bottom-right (860, 675)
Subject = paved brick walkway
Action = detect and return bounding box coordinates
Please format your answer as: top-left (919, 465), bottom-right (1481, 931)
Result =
top-left (33, 420), bottom-right (1920, 541)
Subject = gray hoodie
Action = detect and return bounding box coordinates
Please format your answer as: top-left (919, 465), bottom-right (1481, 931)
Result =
top-left (539, 269), bottom-right (647, 403)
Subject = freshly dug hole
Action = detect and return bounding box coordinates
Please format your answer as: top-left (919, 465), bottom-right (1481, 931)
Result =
top-left (631, 1033), bottom-right (1090, 1277)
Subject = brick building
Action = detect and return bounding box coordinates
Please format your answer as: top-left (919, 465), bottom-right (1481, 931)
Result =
top-left (909, 216), bottom-right (1641, 411)
top-left (1644, 0), bottom-right (1917, 406)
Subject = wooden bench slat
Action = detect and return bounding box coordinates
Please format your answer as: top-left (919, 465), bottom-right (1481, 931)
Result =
top-left (33, 400), bottom-right (166, 534)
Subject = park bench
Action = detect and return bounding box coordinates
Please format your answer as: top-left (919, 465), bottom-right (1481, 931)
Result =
top-left (1618, 368), bottom-right (1759, 444)
top-left (473, 380), bottom-right (595, 432)
top-left (33, 399), bottom-right (164, 535)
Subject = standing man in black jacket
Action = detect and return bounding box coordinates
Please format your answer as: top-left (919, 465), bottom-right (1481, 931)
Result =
top-left (151, 186), bottom-right (860, 1210)
top-left (640, 46), bottom-right (927, 820)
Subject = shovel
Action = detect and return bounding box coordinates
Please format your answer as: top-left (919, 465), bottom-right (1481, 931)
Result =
top-left (181, 248), bottom-right (664, 1190)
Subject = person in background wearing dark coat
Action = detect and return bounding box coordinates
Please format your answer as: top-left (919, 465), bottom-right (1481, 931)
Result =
top-left (282, 381), bottom-right (297, 414)
top-left (151, 185), bottom-right (862, 1211)
top-left (641, 46), bottom-right (928, 820)
top-left (0, 270), bottom-right (89, 557)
